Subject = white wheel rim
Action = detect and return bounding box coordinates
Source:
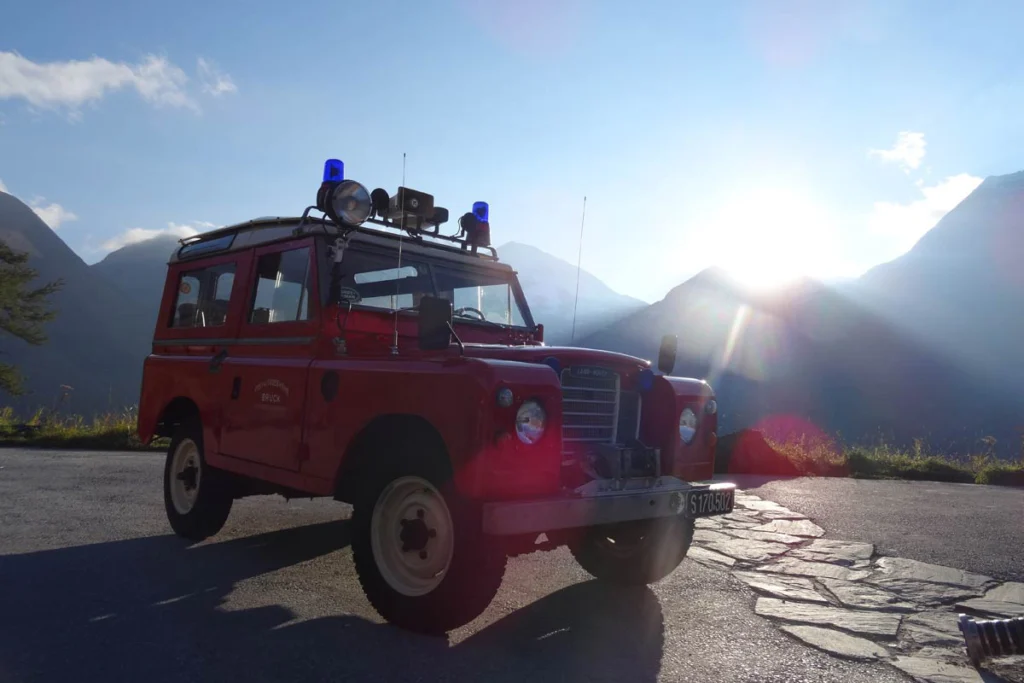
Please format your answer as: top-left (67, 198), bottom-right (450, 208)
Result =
top-left (170, 438), bottom-right (202, 515)
top-left (370, 476), bottom-right (455, 597)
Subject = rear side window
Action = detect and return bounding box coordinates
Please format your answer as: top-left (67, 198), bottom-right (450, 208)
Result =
top-left (249, 247), bottom-right (313, 324)
top-left (170, 262), bottom-right (236, 328)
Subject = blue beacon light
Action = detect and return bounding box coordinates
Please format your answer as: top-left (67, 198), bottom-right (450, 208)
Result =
top-left (323, 159), bottom-right (344, 182)
top-left (473, 201), bottom-right (489, 222)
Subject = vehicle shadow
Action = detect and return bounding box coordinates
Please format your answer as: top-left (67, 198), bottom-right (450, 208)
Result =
top-left (0, 521), bottom-right (664, 683)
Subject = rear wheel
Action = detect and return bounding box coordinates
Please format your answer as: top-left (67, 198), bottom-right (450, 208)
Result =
top-left (351, 449), bottom-right (506, 635)
top-left (570, 515), bottom-right (694, 585)
top-left (163, 420), bottom-right (233, 542)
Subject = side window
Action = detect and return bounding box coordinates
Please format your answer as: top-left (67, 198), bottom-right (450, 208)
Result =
top-left (249, 247), bottom-right (313, 324)
top-left (170, 262), bottom-right (237, 328)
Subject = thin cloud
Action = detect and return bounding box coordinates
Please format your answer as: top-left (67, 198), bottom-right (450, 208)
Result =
top-left (29, 197), bottom-right (78, 229)
top-left (868, 173), bottom-right (982, 255)
top-left (197, 58), bottom-right (237, 97)
top-left (0, 50), bottom-right (196, 112)
top-left (102, 220), bottom-right (216, 251)
top-left (869, 131), bottom-right (926, 173)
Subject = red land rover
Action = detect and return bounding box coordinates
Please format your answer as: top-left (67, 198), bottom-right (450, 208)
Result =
top-left (137, 159), bottom-right (736, 634)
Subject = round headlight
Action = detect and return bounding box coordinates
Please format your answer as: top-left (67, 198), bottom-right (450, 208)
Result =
top-left (704, 399), bottom-right (717, 415)
top-left (679, 407), bottom-right (698, 444)
top-left (331, 180), bottom-right (372, 225)
top-left (515, 400), bottom-right (546, 445)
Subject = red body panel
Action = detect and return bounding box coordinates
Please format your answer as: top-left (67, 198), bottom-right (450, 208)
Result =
top-left (138, 232), bottom-right (719, 502)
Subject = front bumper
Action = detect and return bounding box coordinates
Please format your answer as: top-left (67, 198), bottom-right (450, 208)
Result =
top-left (482, 477), bottom-right (736, 536)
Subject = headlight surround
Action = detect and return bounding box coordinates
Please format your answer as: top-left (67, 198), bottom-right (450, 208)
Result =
top-left (679, 407), bottom-right (698, 444)
top-left (515, 400), bottom-right (546, 445)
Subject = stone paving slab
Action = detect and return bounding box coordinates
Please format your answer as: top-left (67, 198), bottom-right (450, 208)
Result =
top-left (820, 578), bottom-right (918, 612)
top-left (753, 519), bottom-right (826, 538)
top-left (757, 557), bottom-right (873, 582)
top-left (757, 508), bottom-right (811, 521)
top-left (703, 538), bottom-right (792, 563)
top-left (954, 598), bottom-right (1024, 618)
top-left (890, 655), bottom-right (987, 683)
top-left (754, 598), bottom-right (902, 638)
top-left (718, 528), bottom-right (805, 545)
top-left (717, 511), bottom-right (764, 528)
top-left (732, 571), bottom-right (829, 603)
top-left (872, 557), bottom-right (995, 591)
top-left (790, 539), bottom-right (875, 565)
top-left (984, 582), bottom-right (1024, 605)
top-left (737, 499), bottom-right (794, 512)
top-left (902, 611), bottom-right (967, 648)
top-left (693, 529), bottom-right (736, 544)
top-left (779, 625), bottom-right (890, 661)
top-left (687, 546), bottom-right (737, 568)
top-left (867, 577), bottom-right (985, 607)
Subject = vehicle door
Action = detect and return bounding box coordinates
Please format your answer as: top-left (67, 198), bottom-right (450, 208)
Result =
top-left (153, 251), bottom-right (246, 441)
top-left (217, 238), bottom-right (319, 471)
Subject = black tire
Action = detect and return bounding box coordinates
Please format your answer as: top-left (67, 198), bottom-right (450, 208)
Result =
top-left (163, 419), bottom-right (233, 542)
top-left (570, 515), bottom-right (695, 585)
top-left (351, 444), bottom-right (507, 635)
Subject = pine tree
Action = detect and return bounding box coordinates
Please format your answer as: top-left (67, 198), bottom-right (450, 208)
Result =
top-left (0, 239), bottom-right (63, 395)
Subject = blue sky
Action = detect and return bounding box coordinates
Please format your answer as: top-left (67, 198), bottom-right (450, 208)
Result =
top-left (2, 0), bottom-right (1024, 302)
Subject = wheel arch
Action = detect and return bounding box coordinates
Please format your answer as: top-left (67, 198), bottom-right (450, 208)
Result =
top-left (334, 413), bottom-right (451, 504)
top-left (154, 396), bottom-right (201, 439)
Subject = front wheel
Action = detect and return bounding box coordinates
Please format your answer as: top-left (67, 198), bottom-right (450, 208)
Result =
top-left (352, 458), bottom-right (507, 635)
top-left (163, 420), bottom-right (233, 542)
top-left (570, 515), bottom-right (695, 585)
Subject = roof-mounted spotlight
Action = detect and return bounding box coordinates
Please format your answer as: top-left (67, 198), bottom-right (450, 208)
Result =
top-left (316, 158), bottom-right (371, 226)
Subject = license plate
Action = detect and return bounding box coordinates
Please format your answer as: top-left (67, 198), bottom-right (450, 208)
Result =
top-left (684, 487), bottom-right (735, 518)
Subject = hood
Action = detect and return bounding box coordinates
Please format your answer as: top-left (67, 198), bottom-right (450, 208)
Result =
top-left (461, 344), bottom-right (710, 394)
top-left (463, 344), bottom-right (650, 368)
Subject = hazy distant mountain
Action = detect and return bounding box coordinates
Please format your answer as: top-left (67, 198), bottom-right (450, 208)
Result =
top-left (580, 173), bottom-right (1024, 454)
top-left (850, 171), bottom-right (1024, 397)
top-left (0, 191), bottom-right (151, 414)
top-left (92, 235), bottom-right (179, 330)
top-left (496, 241), bottom-right (646, 344)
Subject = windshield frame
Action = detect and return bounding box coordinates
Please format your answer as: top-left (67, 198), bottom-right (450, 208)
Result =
top-left (324, 241), bottom-right (536, 330)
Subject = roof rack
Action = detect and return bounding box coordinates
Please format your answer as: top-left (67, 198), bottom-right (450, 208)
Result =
top-left (178, 208), bottom-right (501, 261)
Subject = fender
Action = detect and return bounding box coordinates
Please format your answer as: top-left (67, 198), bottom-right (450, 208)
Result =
top-left (303, 356), bottom-right (563, 500)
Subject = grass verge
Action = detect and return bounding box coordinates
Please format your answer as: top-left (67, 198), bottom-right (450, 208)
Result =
top-left (716, 429), bottom-right (1024, 487)
top-left (0, 407), bottom-right (167, 451)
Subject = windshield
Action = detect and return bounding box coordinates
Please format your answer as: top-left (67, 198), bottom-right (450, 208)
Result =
top-left (333, 247), bottom-right (530, 327)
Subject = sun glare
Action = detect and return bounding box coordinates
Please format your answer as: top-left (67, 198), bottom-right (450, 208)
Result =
top-left (704, 187), bottom-right (840, 289)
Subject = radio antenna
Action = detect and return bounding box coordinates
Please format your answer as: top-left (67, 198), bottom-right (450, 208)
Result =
top-left (570, 195), bottom-right (587, 345)
top-left (390, 152), bottom-right (407, 355)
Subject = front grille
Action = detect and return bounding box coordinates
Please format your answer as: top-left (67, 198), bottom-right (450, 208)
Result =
top-left (560, 367), bottom-right (620, 447)
top-left (559, 367), bottom-right (642, 451)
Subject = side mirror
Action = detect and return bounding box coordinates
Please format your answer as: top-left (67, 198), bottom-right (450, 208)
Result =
top-left (418, 296), bottom-right (453, 351)
top-left (658, 334), bottom-right (677, 375)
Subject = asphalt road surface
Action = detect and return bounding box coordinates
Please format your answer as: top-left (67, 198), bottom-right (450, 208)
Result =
top-left (0, 450), bottom-right (920, 683)
top-left (734, 475), bottom-right (1024, 583)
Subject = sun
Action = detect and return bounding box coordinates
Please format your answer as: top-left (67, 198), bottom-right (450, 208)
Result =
top-left (703, 187), bottom-right (840, 289)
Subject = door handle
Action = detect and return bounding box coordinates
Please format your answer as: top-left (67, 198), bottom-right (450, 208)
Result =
top-left (209, 348), bottom-right (228, 373)
top-left (231, 377), bottom-right (241, 400)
